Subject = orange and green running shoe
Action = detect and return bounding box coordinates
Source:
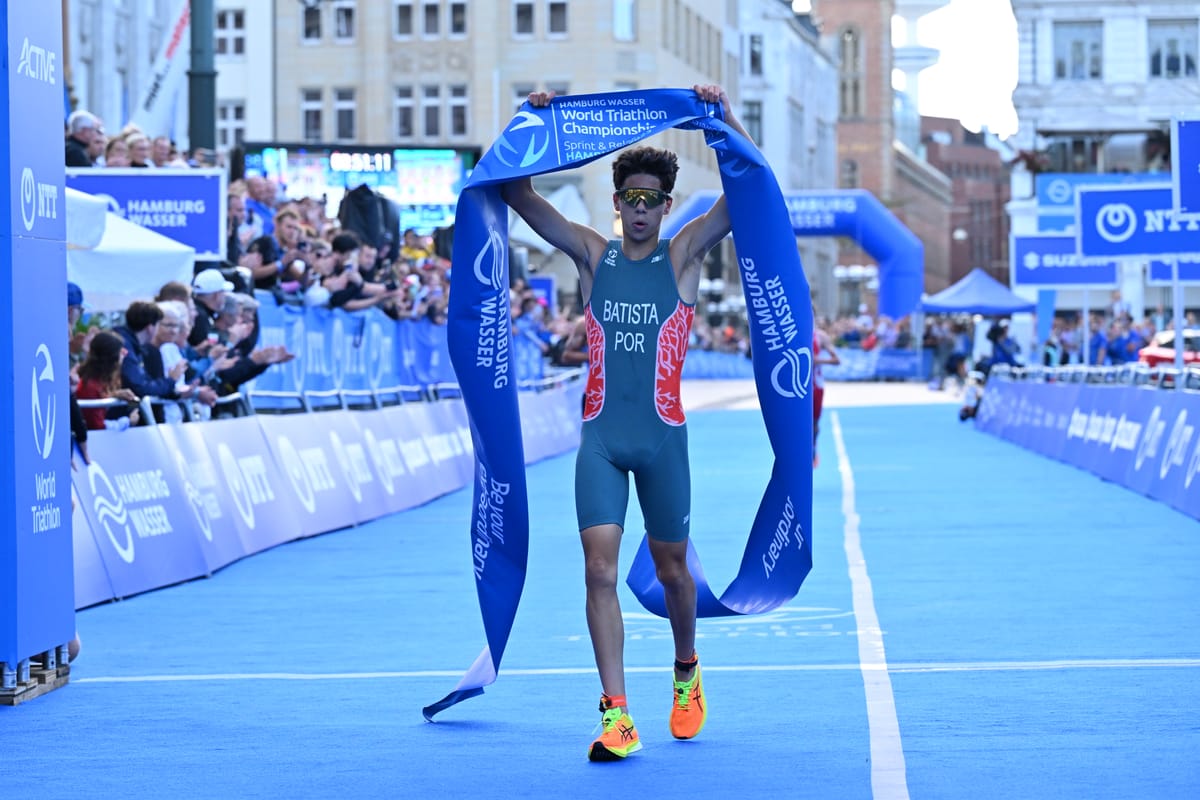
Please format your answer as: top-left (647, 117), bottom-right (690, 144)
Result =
top-left (588, 695), bottom-right (642, 761)
top-left (669, 657), bottom-right (707, 740)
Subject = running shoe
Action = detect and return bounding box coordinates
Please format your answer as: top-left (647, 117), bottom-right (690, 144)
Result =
top-left (669, 658), bottom-right (707, 740)
top-left (588, 696), bottom-right (642, 761)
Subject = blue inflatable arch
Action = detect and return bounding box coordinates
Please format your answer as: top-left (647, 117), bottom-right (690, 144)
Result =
top-left (663, 189), bottom-right (925, 319)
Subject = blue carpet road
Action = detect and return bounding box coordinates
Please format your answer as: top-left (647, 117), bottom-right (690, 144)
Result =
top-left (3, 401), bottom-right (1198, 799)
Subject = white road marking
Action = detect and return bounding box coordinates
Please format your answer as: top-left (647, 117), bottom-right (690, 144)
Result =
top-left (71, 657), bottom-right (1200, 685)
top-left (833, 411), bottom-right (910, 800)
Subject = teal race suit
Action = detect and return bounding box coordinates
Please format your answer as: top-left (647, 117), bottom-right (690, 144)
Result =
top-left (575, 239), bottom-right (695, 542)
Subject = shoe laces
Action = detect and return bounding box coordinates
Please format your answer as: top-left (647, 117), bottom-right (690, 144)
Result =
top-left (593, 706), bottom-right (624, 736)
top-left (673, 673), bottom-right (696, 709)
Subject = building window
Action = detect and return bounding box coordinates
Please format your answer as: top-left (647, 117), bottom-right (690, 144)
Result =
top-left (1053, 21), bottom-right (1102, 80)
top-left (548, 0), bottom-right (567, 35)
top-left (422, 1), bottom-right (439, 36)
top-left (613, 0), bottom-right (635, 42)
top-left (217, 100), bottom-right (245, 149)
top-left (301, 89), bottom-right (323, 142)
top-left (394, 1), bottom-right (413, 37)
top-left (450, 1), bottom-right (467, 36)
top-left (334, 1), bottom-right (356, 42)
top-left (840, 159), bottom-right (858, 189)
top-left (335, 88), bottom-right (356, 141)
top-left (1148, 19), bottom-right (1199, 79)
top-left (743, 100), bottom-right (763, 145)
top-left (513, 82), bottom-right (535, 111)
top-left (422, 85), bottom-right (441, 138)
top-left (449, 85), bottom-right (468, 136)
top-left (546, 81), bottom-right (569, 98)
top-left (838, 27), bottom-right (863, 119)
top-left (303, 6), bottom-right (321, 41)
top-left (395, 86), bottom-right (415, 139)
top-left (215, 9), bottom-right (245, 56)
top-left (514, 1), bottom-right (534, 36)
top-left (748, 33), bottom-right (763, 76)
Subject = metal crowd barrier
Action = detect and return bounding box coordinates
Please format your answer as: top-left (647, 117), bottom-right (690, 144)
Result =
top-left (990, 363), bottom-right (1200, 392)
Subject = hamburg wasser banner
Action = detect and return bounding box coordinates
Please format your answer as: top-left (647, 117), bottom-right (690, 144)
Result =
top-left (425, 89), bottom-right (813, 720)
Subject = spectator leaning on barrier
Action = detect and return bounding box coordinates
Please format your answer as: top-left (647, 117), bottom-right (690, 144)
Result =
top-left (207, 293), bottom-right (294, 399)
top-left (67, 283), bottom-right (90, 464)
top-left (324, 231), bottom-right (404, 312)
top-left (114, 300), bottom-right (212, 411)
top-left (156, 300), bottom-right (219, 422)
top-left (76, 330), bottom-right (141, 431)
top-left (189, 268), bottom-right (235, 350)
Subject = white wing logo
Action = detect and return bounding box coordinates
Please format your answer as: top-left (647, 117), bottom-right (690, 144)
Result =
top-left (31, 343), bottom-right (56, 459)
top-left (494, 111), bottom-right (550, 168)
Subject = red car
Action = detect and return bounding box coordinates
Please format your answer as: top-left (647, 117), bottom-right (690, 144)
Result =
top-left (1138, 329), bottom-right (1200, 367)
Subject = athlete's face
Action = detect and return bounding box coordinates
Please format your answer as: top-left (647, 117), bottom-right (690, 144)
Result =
top-left (614, 174), bottom-right (671, 242)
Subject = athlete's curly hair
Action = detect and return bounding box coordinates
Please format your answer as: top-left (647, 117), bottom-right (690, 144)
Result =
top-left (612, 146), bottom-right (679, 194)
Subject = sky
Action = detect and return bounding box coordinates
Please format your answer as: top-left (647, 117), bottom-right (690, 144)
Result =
top-left (794, 0), bottom-right (1020, 138)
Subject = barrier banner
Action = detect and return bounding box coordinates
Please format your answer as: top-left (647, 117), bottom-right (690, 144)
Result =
top-left (424, 399), bottom-right (474, 486)
top-left (251, 296), bottom-right (307, 401)
top-left (1, 0), bottom-right (74, 670)
top-left (65, 168), bottom-right (227, 259)
top-left (257, 413), bottom-right (359, 538)
top-left (71, 484), bottom-right (113, 610)
top-left (349, 408), bottom-right (423, 515)
top-left (1121, 389), bottom-right (1182, 503)
top-left (321, 409), bottom-right (392, 524)
top-left (155, 422), bottom-right (250, 571)
top-left (380, 404), bottom-right (442, 507)
top-left (405, 403), bottom-right (465, 499)
top-left (71, 428), bottom-right (210, 600)
top-left (197, 416), bottom-right (303, 555)
top-left (978, 379), bottom-right (1200, 525)
top-left (427, 88), bottom-right (812, 719)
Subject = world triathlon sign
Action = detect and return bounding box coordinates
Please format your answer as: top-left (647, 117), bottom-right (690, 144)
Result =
top-left (1, 0), bottom-right (75, 688)
top-left (1075, 183), bottom-right (1199, 262)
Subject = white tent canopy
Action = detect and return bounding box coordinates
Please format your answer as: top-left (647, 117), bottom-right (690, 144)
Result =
top-left (66, 187), bottom-right (196, 312)
top-left (508, 183), bottom-right (591, 255)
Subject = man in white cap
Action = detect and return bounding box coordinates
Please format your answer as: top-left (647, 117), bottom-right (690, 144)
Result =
top-left (188, 268), bottom-right (235, 350)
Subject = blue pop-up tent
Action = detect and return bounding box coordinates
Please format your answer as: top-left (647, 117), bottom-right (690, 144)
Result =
top-left (920, 268), bottom-right (1035, 315)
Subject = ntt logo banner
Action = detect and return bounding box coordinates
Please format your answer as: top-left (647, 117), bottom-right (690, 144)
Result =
top-left (66, 168), bottom-right (228, 259)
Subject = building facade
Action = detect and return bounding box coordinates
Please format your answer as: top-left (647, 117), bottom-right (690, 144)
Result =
top-left (737, 1), bottom-right (840, 319)
top-left (1008, 0), bottom-right (1200, 314)
top-left (268, 0), bottom-right (738, 301)
top-left (811, 0), bottom-right (955, 315)
top-left (922, 117), bottom-right (1011, 288)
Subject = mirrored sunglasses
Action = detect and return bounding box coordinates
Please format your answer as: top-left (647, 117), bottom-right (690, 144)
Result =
top-left (616, 187), bottom-right (670, 209)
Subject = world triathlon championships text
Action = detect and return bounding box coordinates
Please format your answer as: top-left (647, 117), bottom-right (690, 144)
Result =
top-left (557, 105), bottom-right (668, 138)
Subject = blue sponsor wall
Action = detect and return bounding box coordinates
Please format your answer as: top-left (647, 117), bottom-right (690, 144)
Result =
top-left (70, 383), bottom-right (584, 611)
top-left (976, 377), bottom-right (1200, 522)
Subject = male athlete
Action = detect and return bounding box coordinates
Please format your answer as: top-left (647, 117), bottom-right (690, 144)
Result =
top-left (500, 84), bottom-right (753, 760)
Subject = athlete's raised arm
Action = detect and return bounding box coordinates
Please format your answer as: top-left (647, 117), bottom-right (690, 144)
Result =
top-left (499, 92), bottom-right (608, 293)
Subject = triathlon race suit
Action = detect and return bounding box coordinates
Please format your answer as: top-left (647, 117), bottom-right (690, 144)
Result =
top-left (575, 239), bottom-right (695, 542)
top-left (812, 333), bottom-right (825, 445)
